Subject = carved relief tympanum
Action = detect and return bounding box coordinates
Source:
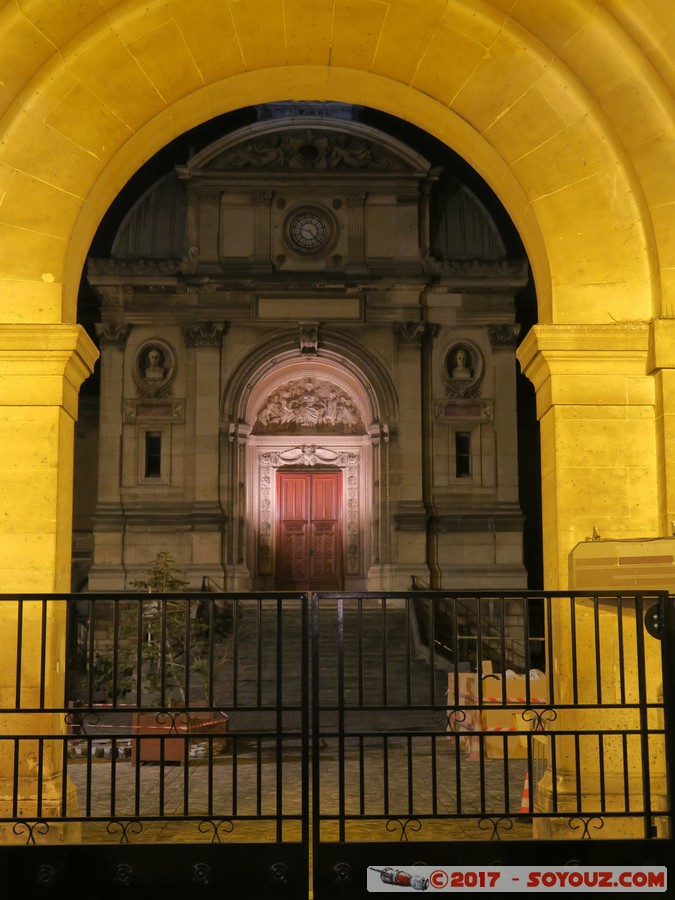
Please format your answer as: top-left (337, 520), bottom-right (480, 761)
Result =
top-left (254, 378), bottom-right (364, 434)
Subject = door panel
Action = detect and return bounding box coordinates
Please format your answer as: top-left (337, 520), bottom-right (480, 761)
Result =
top-left (277, 471), bottom-right (342, 590)
top-left (309, 473), bottom-right (341, 589)
top-left (277, 474), bottom-right (309, 585)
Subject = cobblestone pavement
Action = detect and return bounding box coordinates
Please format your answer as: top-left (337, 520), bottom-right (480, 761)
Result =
top-left (66, 735), bottom-right (535, 845)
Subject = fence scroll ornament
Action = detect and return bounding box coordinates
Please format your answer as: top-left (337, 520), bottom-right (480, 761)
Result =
top-left (199, 819), bottom-right (235, 843)
top-left (386, 817), bottom-right (423, 842)
top-left (107, 821), bottom-right (144, 844)
top-left (13, 821), bottom-right (49, 845)
top-left (478, 816), bottom-right (515, 841)
top-left (569, 816), bottom-right (605, 839)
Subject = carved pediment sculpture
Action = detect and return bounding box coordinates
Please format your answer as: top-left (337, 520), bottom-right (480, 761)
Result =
top-left (210, 129), bottom-right (400, 172)
top-left (254, 378), bottom-right (365, 434)
top-left (176, 119), bottom-right (432, 183)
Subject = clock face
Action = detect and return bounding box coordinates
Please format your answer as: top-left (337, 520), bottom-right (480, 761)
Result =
top-left (288, 211), bottom-right (329, 252)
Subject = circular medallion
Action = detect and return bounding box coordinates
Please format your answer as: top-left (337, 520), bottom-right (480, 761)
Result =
top-left (286, 208), bottom-right (333, 254)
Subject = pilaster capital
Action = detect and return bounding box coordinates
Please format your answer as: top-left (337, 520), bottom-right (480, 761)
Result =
top-left (516, 323), bottom-right (651, 417)
top-left (393, 321), bottom-right (439, 346)
top-left (95, 322), bottom-right (129, 348)
top-left (0, 324), bottom-right (99, 415)
top-left (649, 318), bottom-right (675, 371)
top-left (182, 322), bottom-right (229, 348)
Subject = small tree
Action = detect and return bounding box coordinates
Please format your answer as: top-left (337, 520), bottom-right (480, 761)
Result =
top-left (126, 550), bottom-right (231, 706)
top-left (129, 549), bottom-right (190, 593)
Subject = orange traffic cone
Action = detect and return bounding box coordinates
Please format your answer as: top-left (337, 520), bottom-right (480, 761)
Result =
top-left (519, 773), bottom-right (531, 815)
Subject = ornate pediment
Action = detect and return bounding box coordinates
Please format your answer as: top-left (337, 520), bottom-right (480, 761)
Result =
top-left (178, 120), bottom-right (431, 179)
top-left (253, 377), bottom-right (365, 435)
top-left (210, 130), bottom-right (399, 172)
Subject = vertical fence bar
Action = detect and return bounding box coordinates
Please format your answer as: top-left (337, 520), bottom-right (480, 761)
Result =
top-left (622, 732), bottom-right (631, 812)
top-left (498, 595), bottom-right (506, 692)
top-left (231, 596), bottom-right (240, 709)
top-left (135, 598), bottom-right (143, 710)
top-left (14, 598), bottom-right (23, 709)
top-left (659, 592), bottom-right (675, 840)
top-left (617, 595), bottom-right (627, 706)
top-left (11, 739), bottom-right (19, 818)
top-left (159, 597), bottom-right (167, 711)
top-left (85, 739), bottom-right (93, 818)
top-left (381, 596), bottom-right (388, 706)
top-left (359, 735), bottom-right (365, 816)
top-left (570, 594), bottom-right (579, 707)
top-left (573, 734), bottom-right (582, 813)
top-left (311, 592), bottom-right (321, 900)
top-left (454, 724), bottom-right (462, 814)
top-left (111, 598), bottom-right (120, 707)
top-left (405, 596), bottom-right (412, 707)
top-left (275, 595), bottom-right (283, 842)
top-left (39, 597), bottom-right (47, 710)
top-left (634, 595), bottom-right (654, 837)
top-left (61, 733), bottom-right (69, 819)
top-left (337, 596), bottom-right (346, 842)
top-left (301, 592), bottom-right (309, 898)
top-left (256, 735), bottom-right (262, 816)
top-left (431, 733), bottom-right (438, 816)
top-left (545, 593), bottom-right (555, 708)
top-left (428, 595), bottom-right (436, 703)
top-left (593, 595), bottom-right (602, 705)
top-left (183, 597), bottom-right (190, 709)
top-left (357, 596), bottom-right (364, 707)
top-left (256, 599), bottom-right (263, 709)
top-left (407, 734), bottom-right (413, 815)
top-left (383, 734), bottom-right (389, 818)
top-left (597, 733), bottom-right (606, 813)
top-left (503, 745), bottom-right (510, 816)
top-left (207, 596), bottom-right (215, 709)
top-left (232, 731), bottom-right (239, 818)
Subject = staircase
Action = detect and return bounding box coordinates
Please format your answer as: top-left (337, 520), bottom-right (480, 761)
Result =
top-left (222, 599), bottom-right (448, 738)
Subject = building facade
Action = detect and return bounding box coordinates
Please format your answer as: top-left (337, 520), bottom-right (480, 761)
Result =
top-left (79, 109), bottom-right (529, 592)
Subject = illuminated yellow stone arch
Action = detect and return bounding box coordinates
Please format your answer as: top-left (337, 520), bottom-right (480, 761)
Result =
top-left (0, 0), bottom-right (674, 589)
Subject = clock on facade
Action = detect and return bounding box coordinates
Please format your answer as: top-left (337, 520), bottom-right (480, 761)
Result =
top-left (287, 209), bottom-right (332, 253)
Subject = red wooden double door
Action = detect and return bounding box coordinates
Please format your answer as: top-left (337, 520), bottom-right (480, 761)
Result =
top-left (275, 470), bottom-right (343, 590)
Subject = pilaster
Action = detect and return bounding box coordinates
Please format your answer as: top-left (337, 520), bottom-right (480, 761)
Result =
top-left (0, 325), bottom-right (96, 833)
top-left (517, 323), bottom-right (656, 590)
top-left (183, 322), bottom-right (228, 579)
top-left (0, 325), bottom-right (98, 592)
top-left (648, 318), bottom-right (675, 532)
top-left (517, 324), bottom-right (661, 840)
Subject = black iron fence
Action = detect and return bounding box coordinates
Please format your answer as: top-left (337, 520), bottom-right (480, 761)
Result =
top-left (0, 589), bottom-right (670, 898)
top-left (310, 591), bottom-right (673, 898)
top-left (0, 591), bottom-right (309, 898)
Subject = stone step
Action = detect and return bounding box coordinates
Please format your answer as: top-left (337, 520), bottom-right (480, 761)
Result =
top-left (225, 606), bottom-right (449, 726)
